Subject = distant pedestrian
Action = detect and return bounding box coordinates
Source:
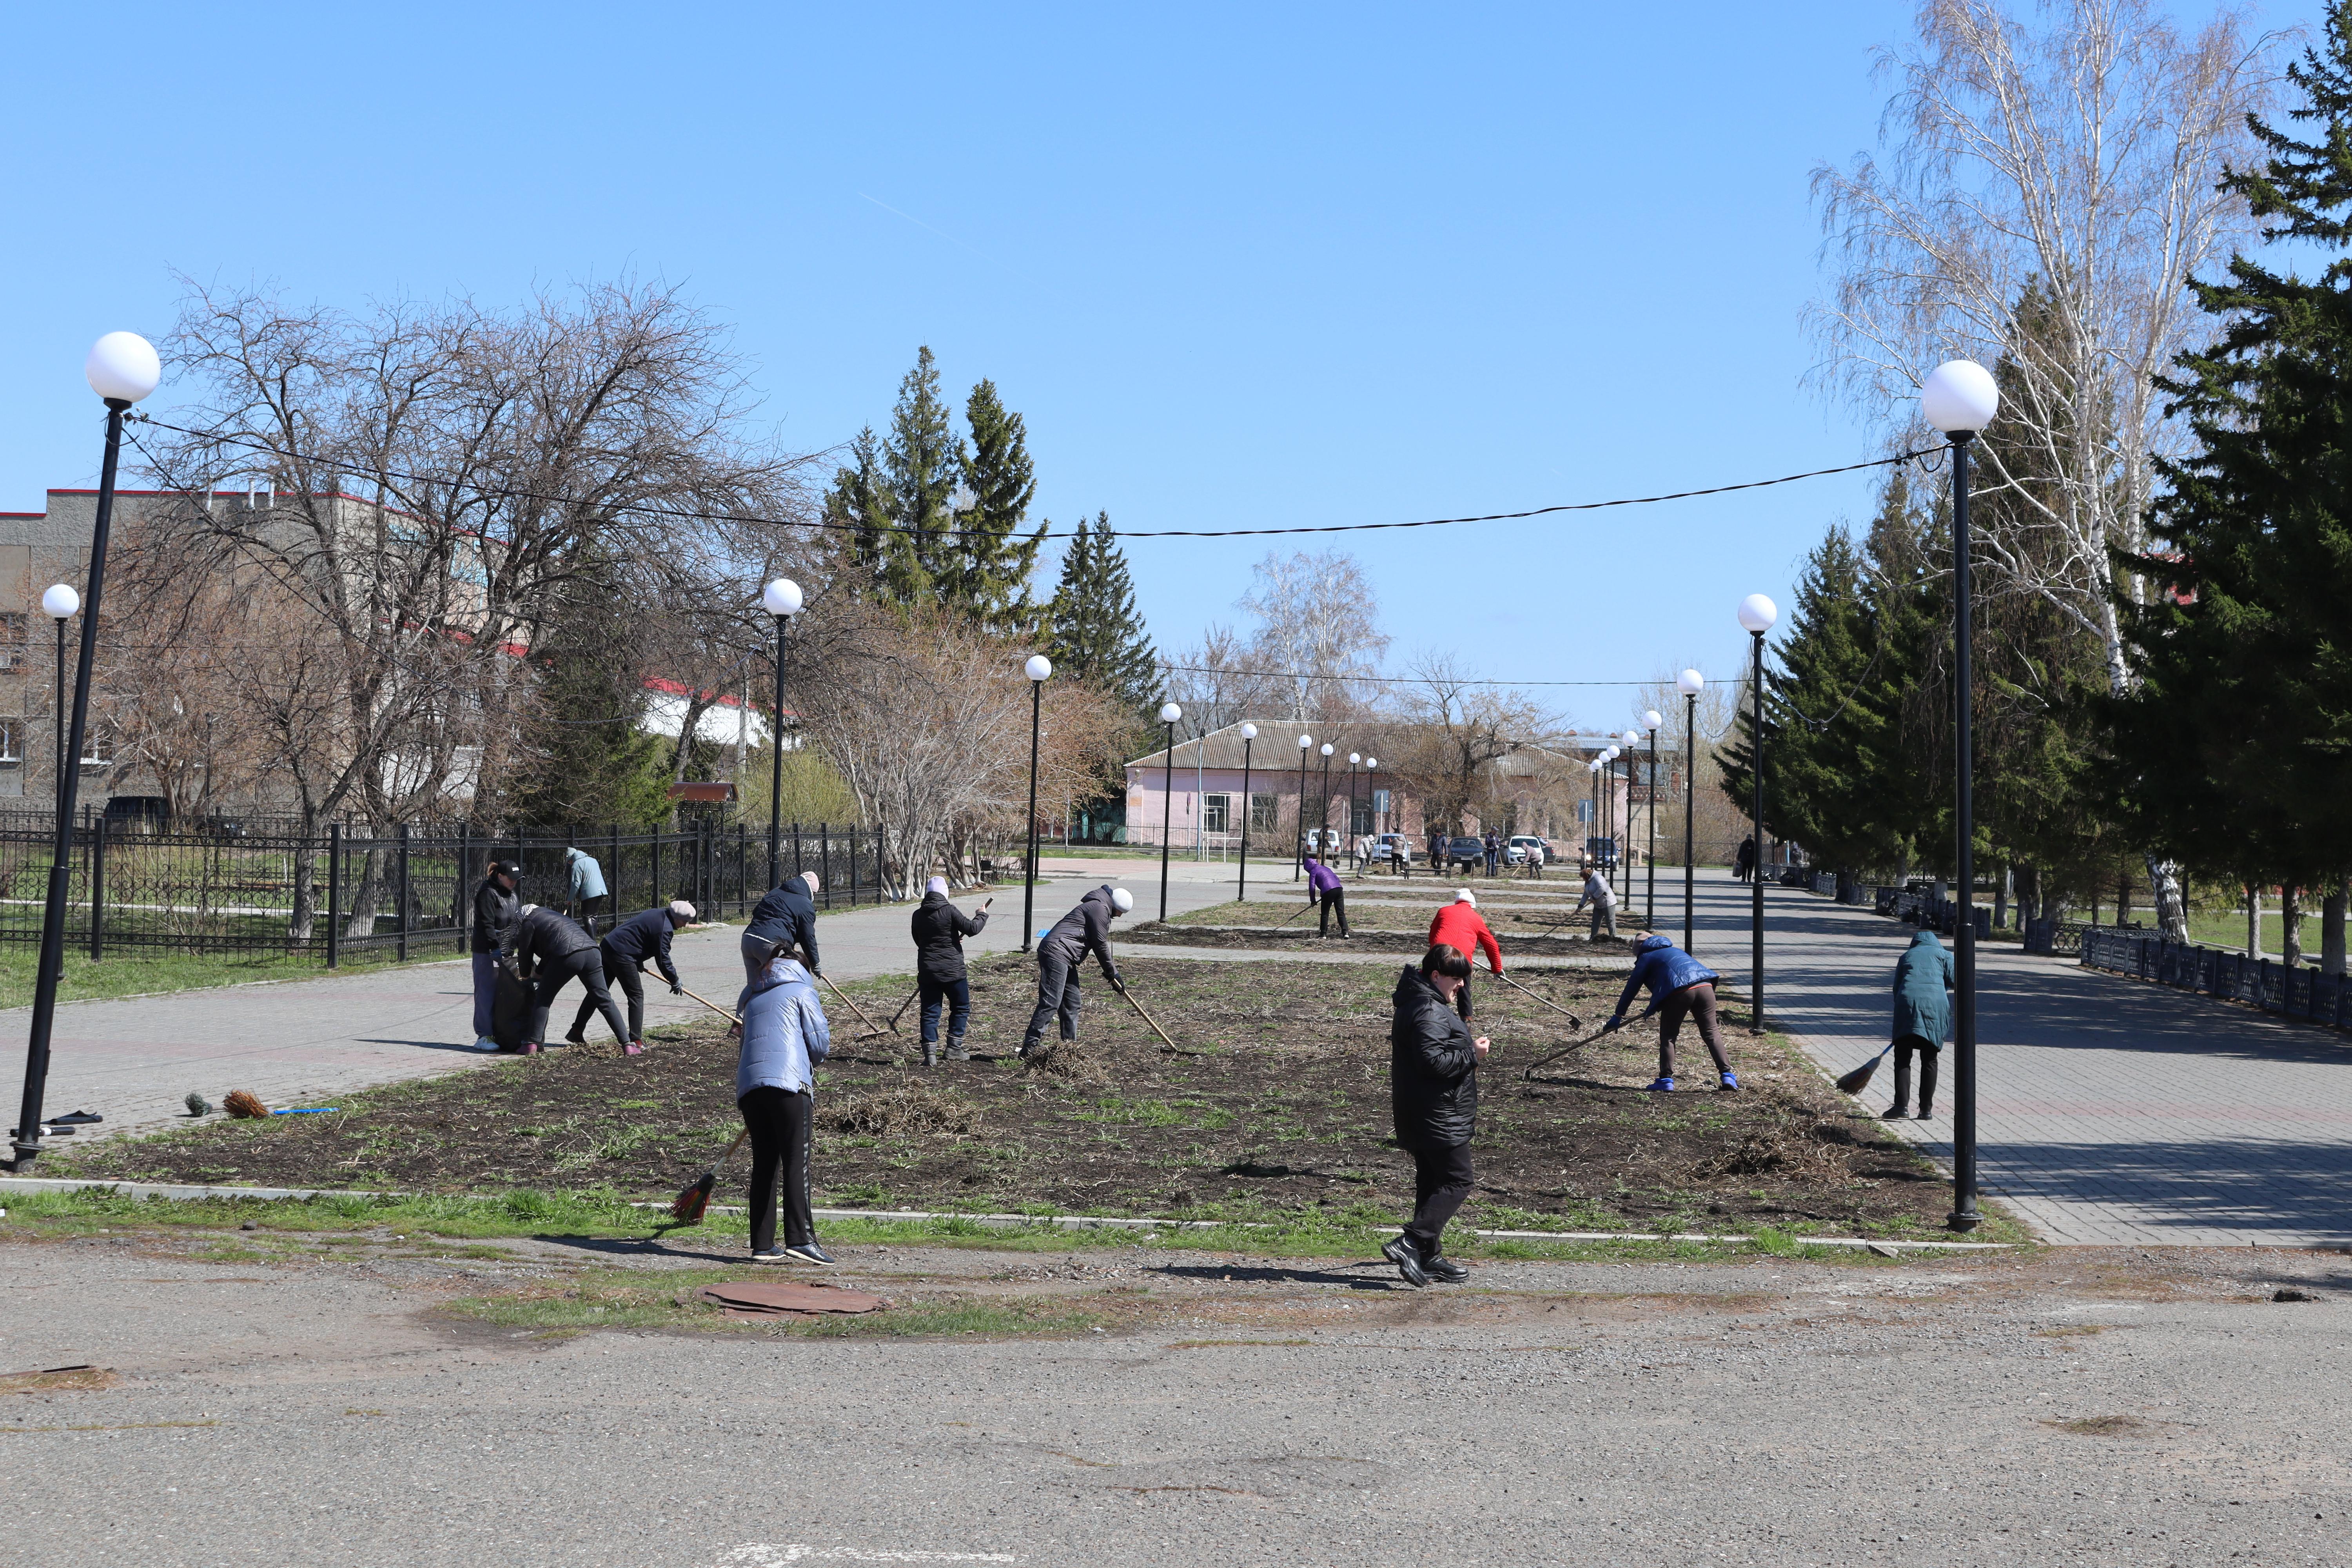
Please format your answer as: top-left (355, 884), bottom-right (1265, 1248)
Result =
top-left (1573, 865), bottom-right (1619, 940)
top-left (501, 903), bottom-right (630, 1054)
top-left (911, 875), bottom-right (990, 1067)
top-left (1483, 829), bottom-right (1501, 878)
top-left (1605, 932), bottom-right (1734, 1092)
top-left (735, 940), bottom-right (833, 1266)
top-left (1385, 942), bottom-right (1486, 1288)
top-left (1021, 884), bottom-right (1132, 1058)
top-left (1305, 851), bottom-right (1349, 937)
top-left (744, 871), bottom-right (822, 984)
top-left (1426, 889), bottom-right (1503, 1021)
top-left (564, 900), bottom-right (693, 1054)
top-left (1887, 928), bottom-right (1955, 1119)
top-left (565, 846), bottom-right (609, 934)
top-left (1428, 826), bottom-right (1446, 875)
top-left (1734, 837), bottom-right (1757, 883)
top-left (468, 859), bottom-right (521, 1051)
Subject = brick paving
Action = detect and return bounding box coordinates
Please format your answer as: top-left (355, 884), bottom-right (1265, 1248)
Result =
top-left (1683, 869), bottom-right (2352, 1246)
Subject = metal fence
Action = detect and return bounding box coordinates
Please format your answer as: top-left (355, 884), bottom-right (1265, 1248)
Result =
top-left (2078, 926), bottom-right (2352, 1029)
top-left (0, 815), bottom-right (895, 962)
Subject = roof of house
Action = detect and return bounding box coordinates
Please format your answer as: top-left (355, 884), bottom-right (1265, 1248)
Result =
top-left (1123, 720), bottom-right (1637, 775)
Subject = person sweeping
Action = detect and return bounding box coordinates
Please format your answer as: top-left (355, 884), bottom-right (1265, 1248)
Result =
top-left (1426, 889), bottom-right (1503, 1021)
top-left (1385, 942), bottom-right (1486, 1288)
top-left (1886, 927), bottom-right (1955, 1119)
top-left (1020, 884), bottom-right (1132, 1058)
top-left (911, 875), bottom-right (989, 1066)
top-left (1605, 931), bottom-right (1735, 1093)
top-left (1304, 850), bottom-right (1349, 938)
top-left (735, 939), bottom-right (833, 1266)
top-left (1572, 863), bottom-right (1619, 940)
top-left (564, 900), bottom-right (693, 1054)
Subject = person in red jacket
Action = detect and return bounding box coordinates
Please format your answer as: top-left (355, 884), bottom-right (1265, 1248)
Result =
top-left (1426, 889), bottom-right (1503, 1020)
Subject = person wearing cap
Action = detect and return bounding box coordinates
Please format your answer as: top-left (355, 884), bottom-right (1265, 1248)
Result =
top-left (735, 936), bottom-right (833, 1267)
top-left (468, 858), bottom-right (522, 1051)
top-left (501, 903), bottom-right (631, 1054)
top-left (1426, 889), bottom-right (1504, 1021)
top-left (911, 875), bottom-right (990, 1067)
top-left (566, 900), bottom-right (696, 1054)
top-left (1021, 883), bottom-right (1132, 1058)
top-left (744, 870), bottom-right (822, 984)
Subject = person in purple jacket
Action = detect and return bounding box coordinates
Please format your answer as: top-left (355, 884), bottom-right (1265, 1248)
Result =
top-left (1303, 851), bottom-right (1350, 938)
top-left (1604, 931), bottom-right (1736, 1093)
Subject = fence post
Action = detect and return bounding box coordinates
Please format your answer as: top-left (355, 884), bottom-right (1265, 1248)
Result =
top-left (820, 824), bottom-right (831, 909)
top-left (610, 822), bottom-right (622, 915)
top-left (88, 814), bottom-right (104, 964)
top-left (397, 824), bottom-right (411, 963)
top-left (878, 824), bottom-right (886, 902)
top-left (848, 825), bottom-right (858, 907)
top-left (327, 823), bottom-right (342, 969)
top-left (653, 829), bottom-right (664, 910)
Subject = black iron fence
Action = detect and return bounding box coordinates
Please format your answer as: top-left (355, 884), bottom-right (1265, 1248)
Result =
top-left (0, 815), bottom-right (895, 962)
top-left (2079, 926), bottom-right (2352, 1029)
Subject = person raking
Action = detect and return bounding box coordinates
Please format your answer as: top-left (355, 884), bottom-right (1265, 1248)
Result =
top-left (1605, 931), bottom-right (1736, 1092)
top-left (1886, 927), bottom-right (1954, 1120)
top-left (1021, 884), bottom-right (1132, 1058)
top-left (1426, 889), bottom-right (1503, 1021)
top-left (735, 939), bottom-right (833, 1266)
top-left (1385, 942), bottom-right (1486, 1288)
top-left (1572, 863), bottom-right (1618, 940)
top-left (743, 870), bottom-right (822, 984)
top-left (1303, 850), bottom-right (1349, 938)
top-left (563, 900), bottom-right (695, 1055)
top-left (911, 875), bottom-right (990, 1067)
top-left (500, 903), bottom-right (631, 1054)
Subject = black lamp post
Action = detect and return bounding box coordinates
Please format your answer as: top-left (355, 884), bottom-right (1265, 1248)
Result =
top-left (41, 584), bottom-right (78, 816)
top-left (1157, 702), bottom-right (1182, 922)
top-left (1365, 757), bottom-right (1380, 874)
top-left (1641, 710), bottom-right (1662, 925)
top-left (1236, 722), bottom-right (1257, 902)
top-left (13, 331), bottom-right (159, 1172)
top-left (1021, 654), bottom-right (1052, 953)
top-left (1345, 752), bottom-right (1360, 868)
top-left (1922, 357), bottom-right (2000, 1233)
top-left (1737, 594), bottom-right (1778, 1035)
top-left (1317, 743), bottom-right (1334, 863)
top-left (1677, 668), bottom-right (1702, 951)
top-left (1293, 733), bottom-right (1312, 880)
top-left (760, 577), bottom-right (803, 893)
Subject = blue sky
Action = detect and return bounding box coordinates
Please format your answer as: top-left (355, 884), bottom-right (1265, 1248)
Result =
top-left (0, 2), bottom-right (2314, 732)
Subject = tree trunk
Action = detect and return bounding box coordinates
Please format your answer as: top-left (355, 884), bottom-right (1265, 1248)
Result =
top-left (2283, 886), bottom-right (2304, 969)
top-left (1993, 862), bottom-right (2009, 931)
top-left (2117, 866), bottom-right (2132, 926)
top-left (2246, 883), bottom-right (2262, 961)
top-left (2324, 880), bottom-right (2347, 978)
top-left (345, 843), bottom-right (391, 940)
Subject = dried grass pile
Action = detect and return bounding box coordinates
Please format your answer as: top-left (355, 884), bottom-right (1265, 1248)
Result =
top-left (829, 1078), bottom-right (985, 1138)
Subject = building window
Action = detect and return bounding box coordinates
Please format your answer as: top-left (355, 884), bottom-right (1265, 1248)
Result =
top-left (1351, 799), bottom-right (1374, 835)
top-left (1202, 793), bottom-right (1230, 834)
top-left (1250, 793), bottom-right (1280, 831)
top-left (0, 720), bottom-right (18, 764)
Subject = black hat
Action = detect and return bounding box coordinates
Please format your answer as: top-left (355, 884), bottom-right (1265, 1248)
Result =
top-left (491, 860), bottom-right (521, 878)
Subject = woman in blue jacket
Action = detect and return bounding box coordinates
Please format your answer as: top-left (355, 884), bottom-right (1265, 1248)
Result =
top-left (1606, 932), bottom-right (1735, 1092)
top-left (735, 942), bottom-right (834, 1266)
top-left (1887, 928), bottom-right (1955, 1119)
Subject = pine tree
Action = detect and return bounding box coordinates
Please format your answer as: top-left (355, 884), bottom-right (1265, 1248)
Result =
top-left (2107, 5), bottom-right (2352, 897)
top-left (951, 378), bottom-right (1048, 633)
top-left (1044, 512), bottom-right (1158, 716)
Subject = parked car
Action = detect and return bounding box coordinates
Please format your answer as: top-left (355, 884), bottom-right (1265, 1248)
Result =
top-left (1506, 835), bottom-right (1547, 866)
top-left (1368, 833), bottom-right (1416, 866)
top-left (1445, 835), bottom-right (1487, 871)
top-left (1299, 828), bottom-right (1344, 856)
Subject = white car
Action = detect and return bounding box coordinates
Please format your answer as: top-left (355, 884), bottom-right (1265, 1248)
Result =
top-left (1506, 835), bottom-right (1548, 866)
top-left (1368, 833), bottom-right (1416, 866)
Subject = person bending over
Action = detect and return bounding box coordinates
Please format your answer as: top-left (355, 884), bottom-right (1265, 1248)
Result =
top-left (1022, 884), bottom-right (1131, 1058)
top-left (1573, 865), bottom-right (1618, 940)
top-left (1426, 889), bottom-right (1503, 1021)
top-left (735, 940), bottom-right (833, 1266)
top-left (1304, 851), bottom-right (1349, 938)
top-left (1606, 931), bottom-right (1734, 1092)
top-left (743, 871), bottom-right (822, 984)
top-left (566, 900), bottom-right (693, 1054)
top-left (911, 875), bottom-right (990, 1066)
top-left (1386, 942), bottom-right (1487, 1288)
top-left (501, 903), bottom-right (630, 1054)
top-left (1886, 928), bottom-right (1954, 1119)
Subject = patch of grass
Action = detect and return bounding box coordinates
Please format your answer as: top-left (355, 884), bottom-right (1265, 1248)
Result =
top-left (2040, 1414), bottom-right (2151, 1436)
top-left (0, 944), bottom-right (451, 1011)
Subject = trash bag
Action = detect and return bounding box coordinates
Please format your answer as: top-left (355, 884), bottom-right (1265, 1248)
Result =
top-left (492, 964), bottom-right (537, 1051)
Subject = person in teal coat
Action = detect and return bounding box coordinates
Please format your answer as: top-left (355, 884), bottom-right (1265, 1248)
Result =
top-left (1888, 927), bottom-right (1955, 1118)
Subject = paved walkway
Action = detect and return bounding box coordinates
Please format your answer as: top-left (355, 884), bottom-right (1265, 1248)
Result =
top-left (0, 857), bottom-right (1240, 1149)
top-left (1679, 868), bottom-right (2352, 1247)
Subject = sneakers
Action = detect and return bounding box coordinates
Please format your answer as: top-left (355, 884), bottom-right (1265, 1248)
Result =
top-left (519, 1042), bottom-right (542, 1055)
top-left (1422, 1254), bottom-right (1469, 1284)
top-left (1645, 1076), bottom-right (1674, 1093)
top-left (784, 1243), bottom-right (836, 1267)
top-left (471, 1036), bottom-right (498, 1053)
top-left (750, 1249), bottom-right (791, 1266)
top-left (621, 1040), bottom-right (645, 1056)
top-left (1719, 1072), bottom-right (1740, 1092)
top-left (1392, 1246), bottom-right (1428, 1289)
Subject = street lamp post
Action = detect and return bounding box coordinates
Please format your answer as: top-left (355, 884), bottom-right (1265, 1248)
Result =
top-left (1318, 744), bottom-right (1334, 862)
top-left (1237, 723), bottom-right (1257, 901)
top-left (1677, 668), bottom-right (1703, 951)
top-left (1738, 593), bottom-right (1779, 1036)
top-left (1345, 753), bottom-right (1360, 868)
top-left (1158, 702), bottom-right (1182, 922)
top-left (1602, 746), bottom-right (1620, 870)
top-left (1365, 758), bottom-right (1381, 874)
top-left (41, 584), bottom-right (78, 816)
top-left (1021, 654), bottom-right (1052, 954)
top-left (760, 578), bottom-right (804, 893)
top-left (1923, 358), bottom-right (2000, 1232)
top-left (13, 332), bottom-right (160, 1172)
top-left (1641, 711), bottom-right (1662, 925)
top-left (1293, 734), bottom-right (1312, 880)
top-left (1621, 729), bottom-right (1642, 887)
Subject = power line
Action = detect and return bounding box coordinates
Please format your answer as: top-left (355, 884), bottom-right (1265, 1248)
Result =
top-left (1154, 661), bottom-right (1728, 689)
top-left (128, 413), bottom-right (1929, 543)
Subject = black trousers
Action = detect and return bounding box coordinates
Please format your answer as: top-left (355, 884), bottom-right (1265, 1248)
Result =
top-left (920, 975), bottom-right (972, 1044)
top-left (1455, 973), bottom-right (1474, 1022)
top-left (1023, 946), bottom-right (1084, 1052)
top-left (1893, 1036), bottom-right (1940, 1116)
top-left (529, 949), bottom-right (629, 1046)
top-left (571, 941), bottom-right (646, 1040)
top-left (1403, 1140), bottom-right (1475, 1252)
top-left (740, 1085), bottom-right (815, 1253)
top-left (1318, 888), bottom-right (1349, 936)
top-left (1658, 980), bottom-right (1731, 1079)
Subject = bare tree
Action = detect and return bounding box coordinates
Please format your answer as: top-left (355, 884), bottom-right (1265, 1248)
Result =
top-left (1235, 550), bottom-right (1390, 720)
top-left (1385, 654), bottom-right (1564, 835)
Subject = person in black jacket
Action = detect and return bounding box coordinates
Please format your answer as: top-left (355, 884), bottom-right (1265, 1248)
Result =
top-left (565, 900), bottom-right (694, 1053)
top-left (911, 875), bottom-right (991, 1067)
top-left (1386, 942), bottom-right (1488, 1287)
top-left (468, 860), bottom-right (521, 1051)
top-left (744, 872), bottom-right (821, 983)
top-left (501, 903), bottom-right (632, 1054)
top-left (1020, 884), bottom-right (1132, 1058)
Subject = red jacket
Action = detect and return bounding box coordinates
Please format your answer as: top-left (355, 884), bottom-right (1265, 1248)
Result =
top-left (1427, 903), bottom-right (1503, 975)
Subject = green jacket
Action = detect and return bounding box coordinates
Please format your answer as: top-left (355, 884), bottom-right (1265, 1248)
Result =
top-left (1892, 929), bottom-right (1954, 1044)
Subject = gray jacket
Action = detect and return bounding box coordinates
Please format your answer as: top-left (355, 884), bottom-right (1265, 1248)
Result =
top-left (1041, 885), bottom-right (1121, 981)
top-left (735, 954), bottom-right (831, 1097)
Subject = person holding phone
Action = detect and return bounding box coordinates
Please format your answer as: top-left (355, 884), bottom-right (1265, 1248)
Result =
top-left (910, 875), bottom-right (991, 1066)
top-left (1385, 942), bottom-right (1488, 1287)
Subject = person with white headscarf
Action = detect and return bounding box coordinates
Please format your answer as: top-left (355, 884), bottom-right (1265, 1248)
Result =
top-left (909, 875), bottom-right (991, 1067)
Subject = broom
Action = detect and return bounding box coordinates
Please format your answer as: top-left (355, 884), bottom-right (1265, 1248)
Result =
top-left (1835, 1044), bottom-right (1895, 1096)
top-left (670, 1128), bottom-right (750, 1225)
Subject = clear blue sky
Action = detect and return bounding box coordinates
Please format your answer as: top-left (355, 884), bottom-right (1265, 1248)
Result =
top-left (0, 2), bottom-right (2312, 732)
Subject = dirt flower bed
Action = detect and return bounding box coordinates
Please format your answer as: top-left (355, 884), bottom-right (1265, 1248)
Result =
top-left (58, 954), bottom-right (1965, 1238)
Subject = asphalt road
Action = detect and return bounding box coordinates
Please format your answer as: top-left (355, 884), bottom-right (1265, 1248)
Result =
top-left (4, 1229), bottom-right (2346, 1566)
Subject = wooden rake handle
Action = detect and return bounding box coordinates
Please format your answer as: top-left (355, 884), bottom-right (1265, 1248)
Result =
top-left (1116, 984), bottom-right (1183, 1052)
top-left (818, 971), bottom-right (889, 1033)
top-left (668, 979), bottom-right (743, 1027)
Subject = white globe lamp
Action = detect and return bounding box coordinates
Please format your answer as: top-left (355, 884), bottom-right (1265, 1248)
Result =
top-left (1922, 359), bottom-right (1999, 435)
top-left (85, 332), bottom-right (160, 404)
top-left (1738, 593), bottom-right (1778, 635)
top-left (1024, 654), bottom-right (1051, 682)
top-left (761, 578), bottom-right (803, 618)
top-left (40, 585), bottom-right (79, 621)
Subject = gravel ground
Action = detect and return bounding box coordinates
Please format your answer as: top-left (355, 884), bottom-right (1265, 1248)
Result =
top-left (4, 1227), bottom-right (2347, 1566)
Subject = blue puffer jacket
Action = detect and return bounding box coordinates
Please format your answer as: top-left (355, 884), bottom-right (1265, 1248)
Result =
top-left (1612, 933), bottom-right (1720, 1020)
top-left (734, 953), bottom-right (831, 1098)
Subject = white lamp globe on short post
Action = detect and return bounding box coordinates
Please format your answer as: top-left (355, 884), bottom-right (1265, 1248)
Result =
top-left (1294, 734), bottom-right (1313, 881)
top-left (1157, 702), bottom-right (1183, 922)
top-left (39, 584), bottom-right (78, 813)
top-left (1237, 723), bottom-right (1259, 900)
top-left (1676, 668), bottom-right (1705, 949)
top-left (1346, 753), bottom-right (1362, 868)
top-left (1641, 708), bottom-right (1664, 923)
top-left (1737, 593), bottom-right (1779, 1041)
top-left (759, 578), bottom-right (803, 891)
top-left (1921, 357), bottom-right (1999, 1233)
top-left (1019, 653), bottom-right (1053, 953)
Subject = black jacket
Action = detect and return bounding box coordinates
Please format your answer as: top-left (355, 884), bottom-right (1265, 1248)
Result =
top-left (911, 891), bottom-right (987, 983)
top-left (601, 907), bottom-right (681, 985)
top-left (1390, 965), bottom-right (1478, 1149)
top-left (502, 905), bottom-right (597, 975)
top-left (471, 876), bottom-right (519, 955)
top-left (746, 880), bottom-right (820, 973)
top-left (1041, 885), bottom-right (1120, 982)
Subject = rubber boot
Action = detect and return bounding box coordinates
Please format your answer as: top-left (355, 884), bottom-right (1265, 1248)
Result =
top-left (946, 1034), bottom-right (969, 1061)
top-left (921, 1038), bottom-right (938, 1069)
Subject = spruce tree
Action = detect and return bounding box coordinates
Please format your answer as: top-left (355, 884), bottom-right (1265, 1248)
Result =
top-left (1044, 512), bottom-right (1158, 716)
top-left (952, 378), bottom-right (1048, 633)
